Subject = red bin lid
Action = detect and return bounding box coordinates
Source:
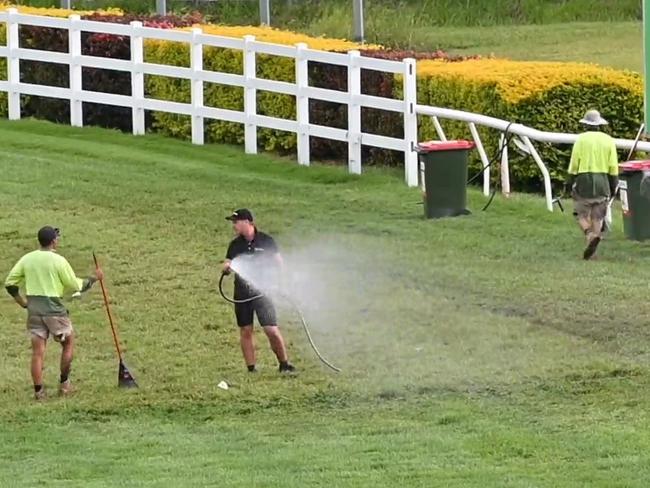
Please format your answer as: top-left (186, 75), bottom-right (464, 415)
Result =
top-left (619, 160), bottom-right (650, 172)
top-left (418, 140), bottom-right (475, 152)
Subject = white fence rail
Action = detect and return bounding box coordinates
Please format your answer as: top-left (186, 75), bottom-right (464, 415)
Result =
top-left (2, 11), bottom-right (649, 213)
top-left (0, 9), bottom-right (419, 185)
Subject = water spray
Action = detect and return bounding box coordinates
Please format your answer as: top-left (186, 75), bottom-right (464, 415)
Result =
top-left (218, 270), bottom-right (341, 373)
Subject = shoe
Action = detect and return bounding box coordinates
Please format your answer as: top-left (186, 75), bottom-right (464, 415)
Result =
top-left (279, 362), bottom-right (296, 373)
top-left (583, 237), bottom-right (601, 260)
top-left (59, 380), bottom-right (74, 397)
top-left (34, 389), bottom-right (46, 401)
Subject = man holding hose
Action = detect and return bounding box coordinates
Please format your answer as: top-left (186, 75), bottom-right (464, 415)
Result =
top-left (222, 209), bottom-right (295, 373)
top-left (4, 226), bottom-right (103, 400)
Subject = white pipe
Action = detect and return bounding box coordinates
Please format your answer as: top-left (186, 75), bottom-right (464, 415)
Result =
top-left (521, 135), bottom-right (554, 212)
top-left (499, 133), bottom-right (510, 196)
top-left (468, 122), bottom-right (490, 196)
top-left (431, 116), bottom-right (447, 141)
top-left (416, 105), bottom-right (650, 153)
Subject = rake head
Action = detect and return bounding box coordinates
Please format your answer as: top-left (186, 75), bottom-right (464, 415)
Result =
top-left (118, 360), bottom-right (138, 389)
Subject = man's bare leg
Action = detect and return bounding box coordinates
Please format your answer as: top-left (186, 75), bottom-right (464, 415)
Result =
top-left (578, 216), bottom-right (592, 242)
top-left (59, 333), bottom-right (74, 395)
top-left (263, 326), bottom-right (288, 363)
top-left (590, 217), bottom-right (604, 241)
top-left (584, 208), bottom-right (604, 260)
top-left (240, 325), bottom-right (256, 370)
top-left (31, 335), bottom-right (47, 399)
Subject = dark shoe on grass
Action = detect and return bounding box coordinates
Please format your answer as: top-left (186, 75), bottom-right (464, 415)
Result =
top-left (583, 237), bottom-right (601, 260)
top-left (279, 362), bottom-right (296, 373)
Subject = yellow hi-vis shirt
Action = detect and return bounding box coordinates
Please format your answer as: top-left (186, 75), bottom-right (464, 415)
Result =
top-left (568, 131), bottom-right (618, 199)
top-left (5, 250), bottom-right (85, 316)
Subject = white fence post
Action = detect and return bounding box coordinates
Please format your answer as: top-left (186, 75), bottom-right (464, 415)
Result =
top-left (69, 14), bottom-right (83, 128)
top-left (347, 50), bottom-right (361, 175)
top-left (130, 21), bottom-right (145, 136)
top-left (259, 0), bottom-right (271, 26)
top-left (190, 27), bottom-right (204, 145)
top-left (353, 0), bottom-right (364, 43)
top-left (243, 35), bottom-right (257, 154)
top-left (403, 57), bottom-right (418, 187)
top-left (295, 42), bottom-right (309, 166)
top-left (6, 8), bottom-right (20, 120)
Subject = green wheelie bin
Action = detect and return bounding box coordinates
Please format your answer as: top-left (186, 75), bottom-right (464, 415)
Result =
top-left (416, 140), bottom-right (476, 219)
top-left (618, 160), bottom-right (650, 241)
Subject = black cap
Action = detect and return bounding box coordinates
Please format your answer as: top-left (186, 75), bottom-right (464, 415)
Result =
top-left (37, 226), bottom-right (60, 247)
top-left (226, 209), bottom-right (254, 222)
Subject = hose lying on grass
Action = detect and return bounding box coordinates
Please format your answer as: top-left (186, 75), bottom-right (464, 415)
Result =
top-left (218, 272), bottom-right (341, 373)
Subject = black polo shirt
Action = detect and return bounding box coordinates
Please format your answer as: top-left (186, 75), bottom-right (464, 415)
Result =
top-left (225, 230), bottom-right (279, 299)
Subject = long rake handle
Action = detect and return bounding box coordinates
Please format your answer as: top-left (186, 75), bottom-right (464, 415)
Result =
top-left (93, 252), bottom-right (123, 361)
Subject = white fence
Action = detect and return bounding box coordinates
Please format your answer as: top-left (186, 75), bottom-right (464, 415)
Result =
top-left (0, 9), bottom-right (419, 186)
top-left (2, 10), bottom-right (650, 212)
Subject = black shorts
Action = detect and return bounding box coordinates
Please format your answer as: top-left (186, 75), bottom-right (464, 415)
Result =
top-left (234, 297), bottom-right (278, 327)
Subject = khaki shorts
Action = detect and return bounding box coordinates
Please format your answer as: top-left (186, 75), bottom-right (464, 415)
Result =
top-left (573, 197), bottom-right (608, 221)
top-left (27, 315), bottom-right (74, 342)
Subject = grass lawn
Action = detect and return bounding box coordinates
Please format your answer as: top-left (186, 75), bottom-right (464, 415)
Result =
top-left (410, 22), bottom-right (643, 72)
top-left (306, 19), bottom-right (644, 72)
top-left (2, 119), bottom-right (650, 486)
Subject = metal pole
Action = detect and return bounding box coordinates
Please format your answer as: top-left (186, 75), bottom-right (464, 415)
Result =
top-left (353, 0), bottom-right (364, 43)
top-left (156, 0), bottom-right (166, 16)
top-left (60, 0), bottom-right (71, 9)
top-left (643, 0), bottom-right (650, 134)
top-left (259, 0), bottom-right (271, 26)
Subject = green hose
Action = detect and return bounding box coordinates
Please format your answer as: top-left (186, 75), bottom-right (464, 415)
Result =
top-left (218, 272), bottom-right (341, 373)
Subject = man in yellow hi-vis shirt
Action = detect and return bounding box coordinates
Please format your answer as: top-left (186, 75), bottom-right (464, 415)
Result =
top-left (4, 226), bottom-right (103, 400)
top-left (567, 110), bottom-right (619, 260)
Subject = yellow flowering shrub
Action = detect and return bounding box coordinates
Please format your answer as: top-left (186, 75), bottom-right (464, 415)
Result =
top-left (417, 58), bottom-right (642, 103)
top-left (197, 24), bottom-right (379, 51)
top-left (0, 3), bottom-right (122, 17)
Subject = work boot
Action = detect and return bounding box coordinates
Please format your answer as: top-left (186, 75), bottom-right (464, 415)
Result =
top-left (59, 380), bottom-right (74, 397)
top-left (583, 237), bottom-right (601, 260)
top-left (34, 389), bottom-right (47, 401)
top-left (279, 362), bottom-right (296, 373)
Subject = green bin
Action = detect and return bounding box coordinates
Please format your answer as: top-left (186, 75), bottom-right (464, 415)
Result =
top-left (417, 140), bottom-right (475, 219)
top-left (619, 160), bottom-right (650, 241)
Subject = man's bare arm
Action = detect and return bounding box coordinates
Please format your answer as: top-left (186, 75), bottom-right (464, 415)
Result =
top-left (5, 285), bottom-right (27, 309)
